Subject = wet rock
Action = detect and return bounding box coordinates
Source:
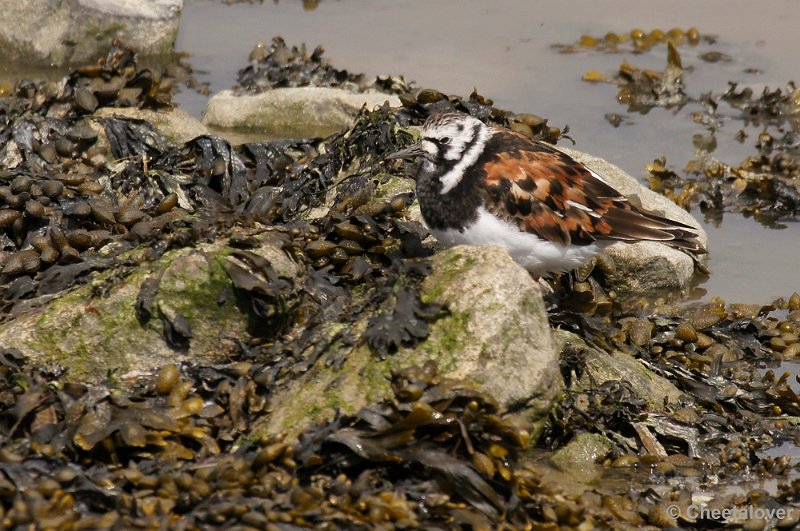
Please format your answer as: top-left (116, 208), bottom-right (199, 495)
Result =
top-left (551, 432), bottom-right (613, 475)
top-left (552, 329), bottom-right (686, 410)
top-left (94, 107), bottom-right (210, 144)
top-left (256, 245), bottom-right (561, 440)
top-left (202, 87), bottom-right (401, 137)
top-left (560, 146), bottom-right (707, 293)
top-left (0, 0), bottom-right (182, 67)
top-left (602, 241), bottom-right (697, 293)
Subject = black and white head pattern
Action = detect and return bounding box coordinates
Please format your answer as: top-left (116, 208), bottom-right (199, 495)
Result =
top-left (417, 113), bottom-right (490, 194)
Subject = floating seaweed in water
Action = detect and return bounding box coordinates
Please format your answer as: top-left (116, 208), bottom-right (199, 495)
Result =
top-left (553, 27), bottom-right (708, 55)
top-left (570, 25), bottom-right (800, 226)
top-left (581, 43), bottom-right (689, 113)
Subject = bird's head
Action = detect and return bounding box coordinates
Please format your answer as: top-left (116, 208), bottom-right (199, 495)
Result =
top-left (385, 113), bottom-right (489, 194)
top-left (386, 113), bottom-right (488, 164)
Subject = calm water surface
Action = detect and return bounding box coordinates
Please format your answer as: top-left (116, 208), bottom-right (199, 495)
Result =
top-left (176, 0), bottom-right (800, 304)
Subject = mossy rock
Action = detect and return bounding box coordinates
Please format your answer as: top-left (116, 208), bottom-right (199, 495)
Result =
top-left (254, 245), bottom-right (563, 442)
top-left (552, 328), bottom-right (686, 410)
top-left (0, 229), bottom-right (300, 384)
top-left (551, 432), bottom-right (613, 473)
top-left (202, 87), bottom-right (401, 138)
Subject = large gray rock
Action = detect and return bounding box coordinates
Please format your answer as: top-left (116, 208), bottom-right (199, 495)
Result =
top-left (415, 246), bottom-right (562, 410)
top-left (0, 0), bottom-right (182, 67)
top-left (203, 87), bottom-right (401, 138)
top-left (560, 147), bottom-right (707, 293)
top-left (255, 245), bottom-right (563, 440)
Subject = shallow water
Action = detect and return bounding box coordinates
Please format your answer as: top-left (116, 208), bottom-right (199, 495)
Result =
top-left (175, 0), bottom-right (800, 304)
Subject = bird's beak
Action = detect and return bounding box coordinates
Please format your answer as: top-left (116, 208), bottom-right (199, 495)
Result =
top-left (384, 142), bottom-right (425, 160)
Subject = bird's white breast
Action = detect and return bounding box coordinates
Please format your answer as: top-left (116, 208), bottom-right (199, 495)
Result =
top-left (429, 207), bottom-right (608, 276)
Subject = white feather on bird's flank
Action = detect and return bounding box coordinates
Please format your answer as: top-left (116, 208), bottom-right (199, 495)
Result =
top-left (430, 207), bottom-right (609, 276)
top-left (566, 199), bottom-right (601, 217)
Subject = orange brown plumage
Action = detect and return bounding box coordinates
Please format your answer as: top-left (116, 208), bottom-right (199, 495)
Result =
top-left (478, 129), bottom-right (701, 250)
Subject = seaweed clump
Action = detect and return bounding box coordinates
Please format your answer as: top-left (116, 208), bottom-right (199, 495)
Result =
top-left (648, 82), bottom-right (800, 226)
top-left (0, 44), bottom-right (211, 316)
top-left (237, 36), bottom-right (414, 96)
top-left (546, 294), bottom-right (800, 472)
top-left (0, 351), bottom-right (619, 528)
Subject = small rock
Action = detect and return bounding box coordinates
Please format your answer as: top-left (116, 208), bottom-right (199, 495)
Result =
top-left (560, 147), bottom-right (707, 293)
top-left (202, 87), bottom-right (401, 137)
top-left (552, 329), bottom-right (686, 410)
top-left (551, 432), bottom-right (613, 473)
top-left (94, 107), bottom-right (210, 145)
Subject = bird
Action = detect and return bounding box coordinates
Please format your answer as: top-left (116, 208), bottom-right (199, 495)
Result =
top-left (386, 112), bottom-right (702, 278)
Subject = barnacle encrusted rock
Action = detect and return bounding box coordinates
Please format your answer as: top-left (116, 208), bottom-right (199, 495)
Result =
top-left (560, 146), bottom-right (708, 293)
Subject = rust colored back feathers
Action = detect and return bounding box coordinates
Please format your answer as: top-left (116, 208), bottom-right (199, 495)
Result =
top-left (476, 129), bottom-right (701, 251)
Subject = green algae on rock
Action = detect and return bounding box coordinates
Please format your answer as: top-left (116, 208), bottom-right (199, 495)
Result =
top-left (416, 246), bottom-right (561, 410)
top-left (254, 245), bottom-right (562, 441)
top-left (0, 231), bottom-right (299, 383)
top-left (552, 329), bottom-right (686, 411)
top-left (550, 431), bottom-right (613, 475)
top-left (203, 87), bottom-right (402, 138)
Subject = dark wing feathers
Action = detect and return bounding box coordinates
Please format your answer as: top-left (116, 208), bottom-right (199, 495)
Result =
top-left (478, 129), bottom-right (701, 251)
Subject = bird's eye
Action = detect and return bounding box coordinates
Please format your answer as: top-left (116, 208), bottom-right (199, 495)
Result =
top-left (439, 137), bottom-right (451, 145)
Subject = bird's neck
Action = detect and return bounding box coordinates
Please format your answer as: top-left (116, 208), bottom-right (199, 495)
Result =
top-left (416, 161), bottom-right (485, 232)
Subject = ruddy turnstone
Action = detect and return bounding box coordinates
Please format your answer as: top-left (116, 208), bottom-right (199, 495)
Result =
top-left (387, 112), bottom-right (701, 277)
